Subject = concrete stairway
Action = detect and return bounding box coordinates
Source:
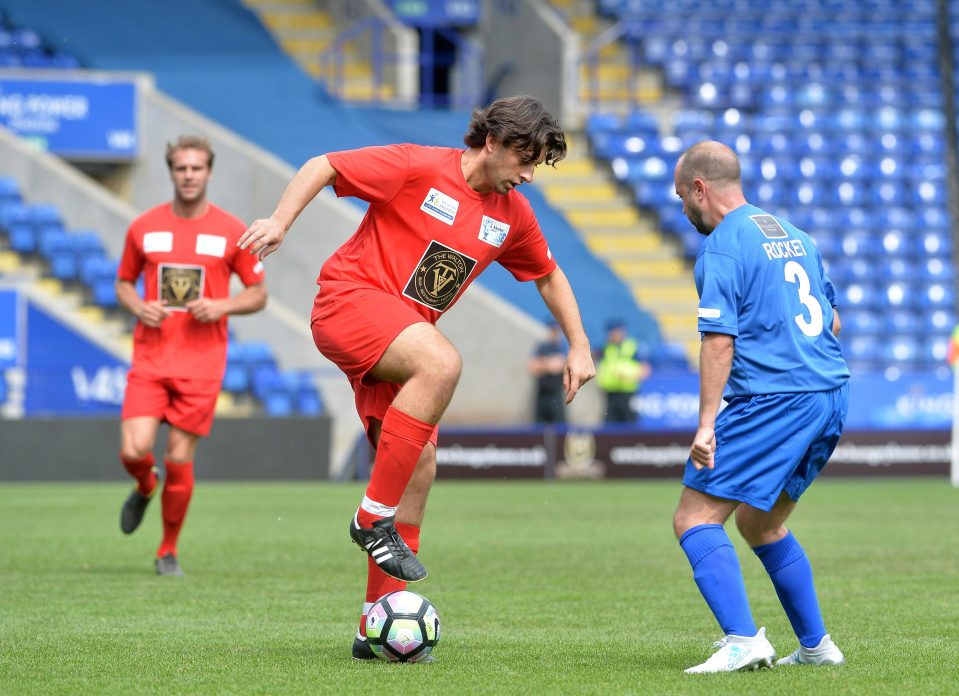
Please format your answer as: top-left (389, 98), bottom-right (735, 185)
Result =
top-left (537, 0), bottom-right (701, 365)
top-left (241, 0), bottom-right (391, 102)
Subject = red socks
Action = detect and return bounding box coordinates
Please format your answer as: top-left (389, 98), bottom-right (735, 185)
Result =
top-left (158, 459), bottom-right (194, 558)
top-left (359, 523), bottom-right (421, 637)
top-left (120, 452), bottom-right (158, 496)
top-left (356, 407), bottom-right (434, 528)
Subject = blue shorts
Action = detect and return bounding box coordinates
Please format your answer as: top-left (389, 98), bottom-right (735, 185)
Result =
top-left (683, 383), bottom-right (848, 511)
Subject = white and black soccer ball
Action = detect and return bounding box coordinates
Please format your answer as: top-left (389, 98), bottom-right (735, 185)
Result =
top-left (365, 590), bottom-right (441, 662)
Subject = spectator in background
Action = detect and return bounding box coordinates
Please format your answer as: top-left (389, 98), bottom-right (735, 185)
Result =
top-left (115, 135), bottom-right (267, 577)
top-left (237, 95), bottom-right (595, 660)
top-left (527, 319), bottom-right (567, 424)
top-left (595, 319), bottom-right (650, 424)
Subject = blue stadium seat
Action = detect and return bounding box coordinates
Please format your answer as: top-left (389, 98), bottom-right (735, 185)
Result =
top-left (879, 258), bottom-right (917, 283)
top-left (882, 282), bottom-right (920, 311)
top-left (38, 230), bottom-right (71, 260)
top-left (844, 335), bottom-right (882, 365)
top-left (91, 278), bottom-right (118, 308)
top-left (834, 181), bottom-right (868, 206)
top-left (918, 206), bottom-right (950, 229)
top-left (265, 392), bottom-right (294, 417)
top-left (840, 282), bottom-right (876, 310)
top-left (0, 176), bottom-right (19, 206)
top-left (830, 258), bottom-right (871, 284)
top-left (870, 182), bottom-right (906, 206)
top-left (287, 371), bottom-right (324, 415)
top-left (221, 365), bottom-right (250, 394)
top-left (80, 256), bottom-right (118, 286)
top-left (924, 309), bottom-right (955, 334)
top-left (251, 365), bottom-right (282, 401)
top-left (919, 283), bottom-right (955, 310)
top-left (840, 230), bottom-right (882, 257)
top-left (0, 201), bottom-right (30, 230)
top-left (911, 180), bottom-right (947, 206)
top-left (27, 203), bottom-right (61, 228)
top-left (882, 336), bottom-right (922, 365)
top-left (810, 232), bottom-right (839, 259)
top-left (920, 258), bottom-right (954, 283)
top-left (920, 336), bottom-right (950, 366)
top-left (842, 310), bottom-right (883, 335)
top-left (920, 231), bottom-right (951, 257)
top-left (886, 309), bottom-right (923, 335)
top-left (49, 252), bottom-right (80, 281)
top-left (8, 223), bottom-right (37, 254)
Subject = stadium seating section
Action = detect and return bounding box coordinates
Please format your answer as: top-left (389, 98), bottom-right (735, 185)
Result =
top-left (0, 175), bottom-right (324, 417)
top-left (587, 0), bottom-right (956, 374)
top-left (0, 10), bottom-right (78, 69)
top-left (2, 1), bottom-right (956, 380)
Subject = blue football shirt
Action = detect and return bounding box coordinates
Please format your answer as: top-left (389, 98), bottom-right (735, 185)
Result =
top-left (694, 203), bottom-right (850, 397)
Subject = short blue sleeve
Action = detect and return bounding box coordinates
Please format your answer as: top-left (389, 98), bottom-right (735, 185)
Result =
top-left (821, 260), bottom-right (838, 308)
top-left (696, 250), bottom-right (742, 336)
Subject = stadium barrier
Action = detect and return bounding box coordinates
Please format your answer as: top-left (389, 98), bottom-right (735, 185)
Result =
top-left (0, 416), bottom-right (332, 481)
top-left (353, 428), bottom-right (951, 481)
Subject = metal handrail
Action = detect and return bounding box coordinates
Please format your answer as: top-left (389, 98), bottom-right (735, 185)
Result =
top-left (581, 19), bottom-right (644, 112)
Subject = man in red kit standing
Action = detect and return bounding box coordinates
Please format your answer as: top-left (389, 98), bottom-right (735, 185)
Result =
top-left (239, 95), bottom-right (595, 659)
top-left (116, 135), bottom-right (267, 576)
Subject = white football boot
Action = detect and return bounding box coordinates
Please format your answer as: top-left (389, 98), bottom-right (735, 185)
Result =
top-left (684, 627), bottom-right (777, 674)
top-left (776, 634), bottom-right (845, 666)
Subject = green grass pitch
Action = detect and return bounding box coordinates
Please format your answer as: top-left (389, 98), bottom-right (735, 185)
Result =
top-left (1, 478), bottom-right (957, 695)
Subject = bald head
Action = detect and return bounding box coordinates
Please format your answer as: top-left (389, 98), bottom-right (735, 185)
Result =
top-left (675, 141), bottom-right (742, 191)
top-left (674, 141), bottom-right (748, 236)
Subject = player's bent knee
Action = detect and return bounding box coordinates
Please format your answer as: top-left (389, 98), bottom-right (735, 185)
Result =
top-left (120, 437), bottom-right (155, 462)
top-left (672, 510), bottom-right (691, 539)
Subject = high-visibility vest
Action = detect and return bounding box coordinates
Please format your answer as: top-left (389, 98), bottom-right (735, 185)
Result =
top-left (948, 325), bottom-right (959, 367)
top-left (597, 339), bottom-right (643, 393)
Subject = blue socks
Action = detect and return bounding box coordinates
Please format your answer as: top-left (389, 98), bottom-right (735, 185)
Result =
top-left (753, 530), bottom-right (826, 648)
top-left (680, 524), bottom-right (757, 637)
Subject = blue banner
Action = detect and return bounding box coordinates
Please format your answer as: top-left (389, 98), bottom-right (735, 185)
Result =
top-left (23, 298), bottom-right (128, 415)
top-left (390, 0), bottom-right (480, 26)
top-left (633, 371), bottom-right (953, 431)
top-left (0, 74), bottom-right (138, 159)
top-left (0, 289), bottom-right (20, 369)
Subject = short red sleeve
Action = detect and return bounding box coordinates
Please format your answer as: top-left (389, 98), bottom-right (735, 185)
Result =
top-left (231, 246), bottom-right (265, 287)
top-left (117, 226), bottom-right (143, 283)
top-left (328, 145), bottom-right (411, 205)
top-left (495, 199), bottom-right (557, 282)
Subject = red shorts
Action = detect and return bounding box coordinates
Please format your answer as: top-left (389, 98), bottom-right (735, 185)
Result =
top-left (311, 281), bottom-right (439, 446)
top-left (121, 370), bottom-right (221, 436)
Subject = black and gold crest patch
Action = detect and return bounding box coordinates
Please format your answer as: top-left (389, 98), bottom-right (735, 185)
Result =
top-left (403, 241), bottom-right (477, 312)
top-left (159, 263), bottom-right (204, 310)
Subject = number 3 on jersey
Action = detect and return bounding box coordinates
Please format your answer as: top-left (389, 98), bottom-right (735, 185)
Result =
top-left (784, 260), bottom-right (824, 337)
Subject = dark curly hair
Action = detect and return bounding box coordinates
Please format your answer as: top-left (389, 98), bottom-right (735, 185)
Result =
top-left (463, 95), bottom-right (566, 166)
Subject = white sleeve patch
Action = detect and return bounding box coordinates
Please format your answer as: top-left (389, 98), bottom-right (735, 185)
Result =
top-left (143, 231), bottom-right (173, 253)
top-left (195, 234), bottom-right (227, 257)
top-left (698, 307), bottom-right (721, 319)
top-left (253, 261), bottom-right (264, 274)
top-left (546, 247), bottom-right (552, 260)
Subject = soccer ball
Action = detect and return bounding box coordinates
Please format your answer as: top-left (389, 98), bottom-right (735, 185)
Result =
top-left (365, 590), bottom-right (441, 662)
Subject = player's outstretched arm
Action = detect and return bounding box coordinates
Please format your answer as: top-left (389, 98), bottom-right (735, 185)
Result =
top-left (691, 332), bottom-right (733, 470)
top-left (533, 267), bottom-right (595, 404)
top-left (238, 155), bottom-right (338, 260)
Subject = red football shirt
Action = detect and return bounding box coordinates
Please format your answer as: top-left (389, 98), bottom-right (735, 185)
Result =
top-left (321, 144), bottom-right (557, 322)
top-left (117, 203), bottom-right (265, 379)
